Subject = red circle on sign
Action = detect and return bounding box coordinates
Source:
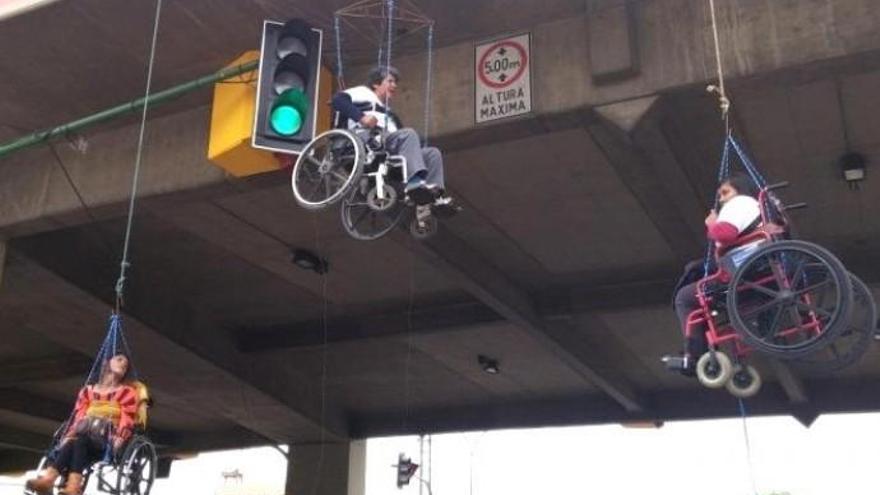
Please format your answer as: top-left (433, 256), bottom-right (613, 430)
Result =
top-left (478, 40), bottom-right (528, 89)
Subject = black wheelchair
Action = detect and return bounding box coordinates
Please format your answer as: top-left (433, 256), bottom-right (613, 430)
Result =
top-left (25, 382), bottom-right (157, 495)
top-left (291, 127), bottom-right (454, 240)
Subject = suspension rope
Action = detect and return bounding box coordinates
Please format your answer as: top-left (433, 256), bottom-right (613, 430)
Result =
top-left (334, 15), bottom-right (346, 89)
top-left (737, 398), bottom-right (760, 495)
top-left (310, 214), bottom-right (330, 495)
top-left (423, 22), bottom-right (435, 146)
top-left (381, 0), bottom-right (396, 132)
top-left (114, 0), bottom-right (163, 311)
top-left (707, 0), bottom-right (730, 130)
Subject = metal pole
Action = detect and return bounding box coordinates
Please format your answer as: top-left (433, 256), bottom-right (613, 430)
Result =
top-left (0, 59), bottom-right (259, 159)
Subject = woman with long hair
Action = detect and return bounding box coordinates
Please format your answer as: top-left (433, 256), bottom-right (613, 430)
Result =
top-left (26, 353), bottom-right (141, 495)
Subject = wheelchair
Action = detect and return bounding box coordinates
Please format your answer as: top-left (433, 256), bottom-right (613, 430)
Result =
top-left (682, 182), bottom-right (875, 397)
top-left (25, 382), bottom-right (157, 495)
top-left (291, 126), bottom-right (454, 241)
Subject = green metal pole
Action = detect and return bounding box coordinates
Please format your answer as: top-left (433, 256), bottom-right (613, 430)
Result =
top-left (0, 59), bottom-right (259, 159)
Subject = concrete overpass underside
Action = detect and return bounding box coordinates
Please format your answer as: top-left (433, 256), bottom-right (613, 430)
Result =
top-left (1, 0), bottom-right (880, 490)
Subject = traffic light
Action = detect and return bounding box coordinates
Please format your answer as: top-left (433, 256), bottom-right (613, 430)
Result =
top-left (252, 19), bottom-right (323, 154)
top-left (394, 453), bottom-right (419, 488)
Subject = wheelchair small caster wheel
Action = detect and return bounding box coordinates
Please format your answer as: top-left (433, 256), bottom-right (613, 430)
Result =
top-left (725, 364), bottom-right (762, 398)
top-left (696, 351), bottom-right (733, 389)
top-left (410, 214), bottom-right (437, 240)
top-left (367, 184), bottom-right (397, 212)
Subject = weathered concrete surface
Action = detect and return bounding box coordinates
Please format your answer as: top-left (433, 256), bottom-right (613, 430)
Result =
top-left (2, 0), bottom-right (880, 483)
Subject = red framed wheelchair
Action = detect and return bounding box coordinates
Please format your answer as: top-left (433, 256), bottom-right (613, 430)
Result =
top-left (684, 182), bottom-right (868, 397)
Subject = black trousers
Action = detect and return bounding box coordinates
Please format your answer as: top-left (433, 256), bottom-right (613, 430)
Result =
top-left (50, 435), bottom-right (105, 474)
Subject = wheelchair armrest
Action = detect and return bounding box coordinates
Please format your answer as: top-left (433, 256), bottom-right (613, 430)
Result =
top-left (715, 231), bottom-right (770, 258)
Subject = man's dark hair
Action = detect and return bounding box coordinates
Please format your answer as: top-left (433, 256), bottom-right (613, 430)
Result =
top-left (366, 66), bottom-right (400, 90)
top-left (722, 173), bottom-right (758, 198)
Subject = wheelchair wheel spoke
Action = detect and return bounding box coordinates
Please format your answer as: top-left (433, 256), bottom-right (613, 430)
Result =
top-left (767, 303), bottom-right (786, 339)
top-left (740, 280), bottom-right (780, 298)
top-left (794, 278), bottom-right (833, 296)
top-left (304, 153), bottom-right (323, 171)
top-left (769, 255), bottom-right (788, 288)
top-left (789, 255), bottom-right (807, 287)
top-left (331, 170), bottom-right (349, 183)
top-left (794, 300), bottom-right (832, 318)
top-left (741, 298), bottom-right (783, 319)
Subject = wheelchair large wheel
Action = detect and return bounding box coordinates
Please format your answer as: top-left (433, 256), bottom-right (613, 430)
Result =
top-left (292, 129), bottom-right (365, 210)
top-left (792, 273), bottom-right (876, 372)
top-left (727, 240), bottom-right (853, 359)
top-left (116, 436), bottom-right (157, 495)
top-left (340, 181), bottom-right (406, 241)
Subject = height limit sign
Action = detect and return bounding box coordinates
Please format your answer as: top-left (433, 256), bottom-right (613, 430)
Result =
top-left (475, 33), bottom-right (532, 123)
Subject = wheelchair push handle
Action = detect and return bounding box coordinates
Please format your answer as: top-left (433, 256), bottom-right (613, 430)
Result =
top-left (764, 181), bottom-right (790, 191)
top-left (783, 202), bottom-right (807, 211)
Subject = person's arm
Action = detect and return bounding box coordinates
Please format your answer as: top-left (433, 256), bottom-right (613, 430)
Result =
top-left (707, 197), bottom-right (761, 246)
top-left (705, 211), bottom-right (740, 245)
top-left (331, 92), bottom-right (376, 127)
top-left (64, 386), bottom-right (90, 439)
top-left (112, 386), bottom-right (140, 450)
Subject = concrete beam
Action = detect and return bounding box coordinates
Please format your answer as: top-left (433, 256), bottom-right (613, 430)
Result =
top-left (0, 425), bottom-right (48, 453)
top-left (588, 1), bottom-right (640, 83)
top-left (0, 388), bottom-right (71, 423)
top-left (589, 96), bottom-right (706, 264)
top-left (0, 354), bottom-right (91, 387)
top-left (392, 228), bottom-right (646, 413)
top-left (0, 238), bottom-right (6, 288)
top-left (239, 277), bottom-right (675, 353)
top-left (0, 449), bottom-right (42, 475)
top-left (238, 299), bottom-right (501, 352)
top-left (770, 361), bottom-right (810, 405)
top-left (350, 377), bottom-right (880, 437)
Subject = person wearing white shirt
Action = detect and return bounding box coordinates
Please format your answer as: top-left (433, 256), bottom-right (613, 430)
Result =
top-left (331, 66), bottom-right (450, 209)
top-left (663, 175), bottom-right (763, 376)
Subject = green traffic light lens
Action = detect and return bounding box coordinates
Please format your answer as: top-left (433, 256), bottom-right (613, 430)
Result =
top-left (269, 88), bottom-right (309, 136)
top-left (270, 105), bottom-right (303, 135)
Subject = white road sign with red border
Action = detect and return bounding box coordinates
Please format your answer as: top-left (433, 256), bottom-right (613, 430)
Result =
top-left (475, 33), bottom-right (532, 123)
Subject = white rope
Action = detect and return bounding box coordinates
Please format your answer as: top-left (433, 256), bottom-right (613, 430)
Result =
top-left (706, 0), bottom-right (730, 125)
top-left (115, 0), bottom-right (163, 310)
top-left (423, 23), bottom-right (435, 146)
top-left (382, 0), bottom-right (395, 132)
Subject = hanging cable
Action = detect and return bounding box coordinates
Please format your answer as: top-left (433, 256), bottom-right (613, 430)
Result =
top-left (114, 0), bottom-right (163, 312)
top-left (737, 398), bottom-right (760, 495)
top-left (309, 214), bottom-right (330, 495)
top-left (382, 0), bottom-right (396, 132)
top-left (706, 0), bottom-right (730, 130)
top-left (422, 22), bottom-right (435, 146)
top-left (334, 15), bottom-right (346, 89)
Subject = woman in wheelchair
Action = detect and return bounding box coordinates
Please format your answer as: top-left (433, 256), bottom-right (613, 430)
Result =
top-left (330, 65), bottom-right (455, 214)
top-left (26, 353), bottom-right (141, 495)
top-left (664, 174), bottom-right (767, 375)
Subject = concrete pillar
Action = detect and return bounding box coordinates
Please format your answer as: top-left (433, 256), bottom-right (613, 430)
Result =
top-left (285, 440), bottom-right (367, 495)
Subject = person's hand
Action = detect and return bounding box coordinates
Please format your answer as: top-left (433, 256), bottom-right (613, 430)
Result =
top-left (359, 115), bottom-right (378, 128)
top-left (758, 222), bottom-right (785, 235)
top-left (704, 209), bottom-right (718, 226)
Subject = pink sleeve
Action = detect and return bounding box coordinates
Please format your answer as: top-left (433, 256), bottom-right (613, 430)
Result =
top-left (707, 221), bottom-right (740, 245)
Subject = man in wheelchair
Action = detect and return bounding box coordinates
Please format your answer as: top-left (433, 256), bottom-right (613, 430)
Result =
top-left (663, 175), bottom-right (779, 376)
top-left (26, 353), bottom-right (147, 495)
top-left (330, 65), bottom-right (455, 214)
